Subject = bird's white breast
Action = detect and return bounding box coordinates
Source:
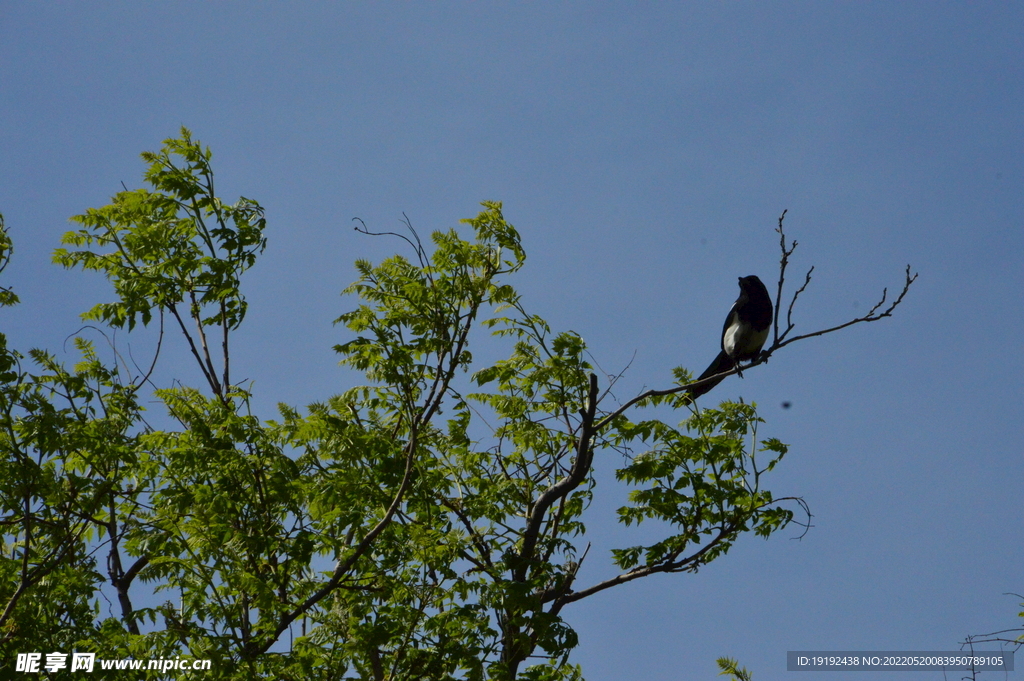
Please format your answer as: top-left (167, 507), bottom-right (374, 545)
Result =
top-left (724, 319), bottom-right (769, 358)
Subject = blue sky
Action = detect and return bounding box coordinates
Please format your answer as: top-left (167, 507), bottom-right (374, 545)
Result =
top-left (2, 3), bottom-right (1022, 679)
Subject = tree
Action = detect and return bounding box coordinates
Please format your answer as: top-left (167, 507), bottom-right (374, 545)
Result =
top-left (958, 593), bottom-right (1023, 681)
top-left (0, 129), bottom-right (915, 680)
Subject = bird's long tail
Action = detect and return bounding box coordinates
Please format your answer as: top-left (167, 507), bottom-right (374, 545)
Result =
top-left (688, 350), bottom-right (734, 400)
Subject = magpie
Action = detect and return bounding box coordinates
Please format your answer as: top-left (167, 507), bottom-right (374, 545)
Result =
top-left (688, 275), bottom-right (773, 400)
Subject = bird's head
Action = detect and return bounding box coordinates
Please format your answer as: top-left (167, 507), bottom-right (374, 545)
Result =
top-left (738, 275), bottom-right (768, 297)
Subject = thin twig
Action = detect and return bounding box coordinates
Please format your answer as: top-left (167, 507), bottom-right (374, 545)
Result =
top-left (782, 266), bottom-right (814, 342)
top-left (772, 265), bottom-right (917, 351)
top-left (772, 209), bottom-right (792, 346)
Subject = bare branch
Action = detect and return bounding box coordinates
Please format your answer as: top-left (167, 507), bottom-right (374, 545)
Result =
top-left (781, 265), bottom-right (814, 342)
top-left (772, 209), bottom-right (793, 346)
top-left (771, 264), bottom-right (917, 351)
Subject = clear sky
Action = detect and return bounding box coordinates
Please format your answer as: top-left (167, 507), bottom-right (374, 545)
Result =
top-left (2, 3), bottom-right (1022, 679)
